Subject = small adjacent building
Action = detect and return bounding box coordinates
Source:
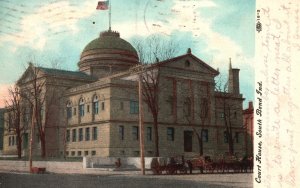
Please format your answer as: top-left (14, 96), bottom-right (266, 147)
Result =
top-left (243, 101), bottom-right (254, 157)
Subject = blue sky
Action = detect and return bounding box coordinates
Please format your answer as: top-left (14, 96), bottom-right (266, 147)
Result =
top-left (0, 0), bottom-right (255, 107)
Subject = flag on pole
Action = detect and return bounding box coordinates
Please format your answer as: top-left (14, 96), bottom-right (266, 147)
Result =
top-left (96, 0), bottom-right (109, 10)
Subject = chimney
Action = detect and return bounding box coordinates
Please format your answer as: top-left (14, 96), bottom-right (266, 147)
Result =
top-left (228, 58), bottom-right (240, 95)
top-left (187, 48), bottom-right (192, 54)
top-left (248, 101), bottom-right (253, 110)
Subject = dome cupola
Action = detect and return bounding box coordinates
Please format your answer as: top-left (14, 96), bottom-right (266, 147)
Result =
top-left (79, 30), bottom-right (139, 78)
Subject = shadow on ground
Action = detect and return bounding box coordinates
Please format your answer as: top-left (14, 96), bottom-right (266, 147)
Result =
top-left (0, 173), bottom-right (252, 188)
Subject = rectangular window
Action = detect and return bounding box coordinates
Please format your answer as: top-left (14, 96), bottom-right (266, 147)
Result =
top-left (71, 151), bottom-right (75, 156)
top-left (146, 127), bottom-right (152, 141)
top-left (12, 136), bottom-right (15, 145)
top-left (92, 127), bottom-right (97, 140)
top-left (85, 127), bottom-right (90, 141)
top-left (132, 126), bottom-right (139, 140)
top-left (87, 105), bottom-right (90, 113)
top-left (79, 104), bottom-right (85, 116)
top-left (67, 107), bottom-right (72, 118)
top-left (202, 129), bottom-right (209, 142)
top-left (130, 100), bottom-right (139, 114)
top-left (8, 136), bottom-right (11, 146)
top-left (72, 129), bottom-right (77, 142)
top-left (167, 127), bottom-right (175, 141)
top-left (66, 130), bottom-right (70, 142)
top-left (119, 126), bottom-right (124, 140)
top-left (84, 151), bottom-right (89, 156)
top-left (101, 102), bottom-right (105, 110)
top-left (224, 131), bottom-right (228, 143)
top-left (93, 101), bottom-right (99, 114)
top-left (23, 133), bottom-right (28, 149)
top-left (78, 151), bottom-right (82, 156)
top-left (92, 151), bottom-right (96, 156)
top-left (235, 132), bottom-right (239, 143)
top-left (79, 128), bottom-right (83, 141)
top-left (133, 151), bottom-right (140, 156)
top-left (220, 112), bottom-right (225, 119)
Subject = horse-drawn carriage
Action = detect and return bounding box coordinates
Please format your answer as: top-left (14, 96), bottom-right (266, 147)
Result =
top-left (151, 157), bottom-right (188, 175)
top-left (151, 155), bottom-right (253, 175)
top-left (189, 155), bottom-right (253, 174)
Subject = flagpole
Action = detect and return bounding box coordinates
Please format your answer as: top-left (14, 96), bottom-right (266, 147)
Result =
top-left (109, 0), bottom-right (111, 31)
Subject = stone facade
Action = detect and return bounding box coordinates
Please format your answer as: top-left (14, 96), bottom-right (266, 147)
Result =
top-left (2, 30), bottom-right (247, 159)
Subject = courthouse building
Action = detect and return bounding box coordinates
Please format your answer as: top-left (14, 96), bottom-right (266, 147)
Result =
top-left (3, 30), bottom-right (246, 158)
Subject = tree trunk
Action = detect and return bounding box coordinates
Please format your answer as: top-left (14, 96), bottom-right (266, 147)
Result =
top-left (41, 132), bottom-right (46, 158)
top-left (198, 135), bottom-right (203, 156)
top-left (194, 128), bottom-right (203, 156)
top-left (153, 117), bottom-right (159, 157)
top-left (17, 135), bottom-right (22, 159)
top-left (228, 132), bottom-right (234, 156)
top-left (196, 131), bottom-right (204, 174)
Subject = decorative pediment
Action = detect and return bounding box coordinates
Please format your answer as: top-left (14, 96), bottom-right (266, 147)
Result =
top-left (157, 53), bottom-right (219, 76)
top-left (16, 64), bottom-right (45, 86)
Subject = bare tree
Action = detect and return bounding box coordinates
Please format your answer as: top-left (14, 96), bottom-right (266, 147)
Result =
top-left (215, 75), bottom-right (238, 156)
top-left (21, 63), bottom-right (47, 158)
top-left (4, 86), bottom-right (26, 158)
top-left (182, 96), bottom-right (209, 156)
top-left (20, 57), bottom-right (67, 159)
top-left (132, 35), bottom-right (178, 157)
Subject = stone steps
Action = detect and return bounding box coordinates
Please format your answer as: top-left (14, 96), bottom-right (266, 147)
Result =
top-left (89, 164), bottom-right (138, 171)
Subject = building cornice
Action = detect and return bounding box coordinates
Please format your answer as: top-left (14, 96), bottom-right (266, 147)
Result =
top-left (67, 119), bottom-right (245, 130)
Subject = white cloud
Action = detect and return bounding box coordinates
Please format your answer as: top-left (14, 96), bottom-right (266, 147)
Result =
top-left (0, 83), bottom-right (13, 108)
top-left (114, 0), bottom-right (248, 69)
top-left (0, 1), bottom-right (96, 50)
top-left (169, 0), bottom-right (244, 65)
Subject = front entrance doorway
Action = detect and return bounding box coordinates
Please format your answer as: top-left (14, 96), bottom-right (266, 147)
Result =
top-left (184, 131), bottom-right (193, 152)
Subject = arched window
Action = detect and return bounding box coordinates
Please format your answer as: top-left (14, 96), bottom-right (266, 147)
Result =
top-left (79, 98), bottom-right (85, 117)
top-left (92, 95), bottom-right (99, 115)
top-left (67, 101), bottom-right (72, 119)
top-left (166, 95), bottom-right (174, 115)
top-left (183, 97), bottom-right (191, 116)
top-left (224, 131), bottom-right (228, 143)
top-left (200, 98), bottom-right (209, 121)
top-left (185, 60), bottom-right (190, 67)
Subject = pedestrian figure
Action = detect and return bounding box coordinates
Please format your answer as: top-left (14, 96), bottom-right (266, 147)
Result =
top-left (115, 158), bottom-right (121, 168)
top-left (187, 160), bottom-right (193, 174)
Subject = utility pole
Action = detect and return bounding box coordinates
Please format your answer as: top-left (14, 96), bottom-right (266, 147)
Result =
top-left (129, 64), bottom-right (145, 175)
top-left (138, 73), bottom-right (145, 175)
top-left (29, 103), bottom-right (35, 172)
